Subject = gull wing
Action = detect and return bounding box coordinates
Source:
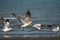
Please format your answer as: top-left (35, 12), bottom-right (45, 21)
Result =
top-left (0, 16), bottom-right (16, 20)
top-left (0, 17), bottom-right (6, 22)
top-left (12, 13), bottom-right (26, 24)
top-left (3, 17), bottom-right (16, 19)
top-left (25, 10), bottom-right (31, 22)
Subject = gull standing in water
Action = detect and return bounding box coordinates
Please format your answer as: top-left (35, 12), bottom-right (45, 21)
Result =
top-left (1, 17), bottom-right (12, 37)
top-left (12, 10), bottom-right (32, 28)
top-left (47, 25), bottom-right (59, 37)
top-left (47, 25), bottom-right (59, 32)
top-left (52, 26), bottom-right (59, 32)
top-left (52, 26), bottom-right (59, 37)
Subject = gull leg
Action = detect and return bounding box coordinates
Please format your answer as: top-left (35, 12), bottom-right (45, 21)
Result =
top-left (4, 31), bottom-right (7, 38)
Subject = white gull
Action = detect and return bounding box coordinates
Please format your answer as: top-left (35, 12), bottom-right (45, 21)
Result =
top-left (52, 26), bottom-right (59, 32)
top-left (32, 24), bottom-right (42, 31)
top-left (1, 17), bottom-right (12, 37)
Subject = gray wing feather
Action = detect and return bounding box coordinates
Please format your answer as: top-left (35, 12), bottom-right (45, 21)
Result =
top-left (12, 13), bottom-right (26, 24)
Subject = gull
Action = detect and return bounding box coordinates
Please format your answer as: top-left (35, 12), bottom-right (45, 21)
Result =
top-left (52, 26), bottom-right (59, 37)
top-left (1, 17), bottom-right (12, 37)
top-left (47, 25), bottom-right (59, 32)
top-left (32, 24), bottom-right (42, 31)
top-left (12, 10), bottom-right (32, 27)
top-left (52, 26), bottom-right (59, 32)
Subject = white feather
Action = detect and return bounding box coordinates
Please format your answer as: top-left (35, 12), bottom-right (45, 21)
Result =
top-left (4, 17), bottom-right (16, 19)
top-left (32, 24), bottom-right (41, 30)
top-left (2, 22), bottom-right (12, 32)
top-left (52, 26), bottom-right (59, 32)
top-left (21, 21), bottom-right (32, 27)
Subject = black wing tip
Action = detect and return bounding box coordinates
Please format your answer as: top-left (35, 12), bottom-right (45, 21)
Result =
top-left (12, 13), bottom-right (15, 15)
top-left (12, 13), bottom-right (17, 17)
top-left (26, 10), bottom-right (31, 17)
top-left (27, 10), bottom-right (31, 14)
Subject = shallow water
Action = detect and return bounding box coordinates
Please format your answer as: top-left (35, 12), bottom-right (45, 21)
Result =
top-left (0, 0), bottom-right (60, 38)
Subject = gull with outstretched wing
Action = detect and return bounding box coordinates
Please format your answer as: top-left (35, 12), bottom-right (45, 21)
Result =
top-left (0, 17), bottom-right (12, 37)
top-left (12, 10), bottom-right (32, 27)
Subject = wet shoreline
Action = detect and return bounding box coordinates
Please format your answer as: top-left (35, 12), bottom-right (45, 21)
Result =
top-left (0, 37), bottom-right (60, 40)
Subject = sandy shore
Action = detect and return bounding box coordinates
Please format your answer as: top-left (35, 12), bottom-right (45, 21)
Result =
top-left (0, 37), bottom-right (60, 40)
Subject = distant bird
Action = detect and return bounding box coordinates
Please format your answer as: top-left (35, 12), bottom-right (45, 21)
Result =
top-left (52, 26), bottom-right (59, 32)
top-left (1, 17), bottom-right (12, 37)
top-left (47, 24), bottom-right (59, 32)
top-left (12, 10), bottom-right (32, 27)
top-left (32, 24), bottom-right (42, 31)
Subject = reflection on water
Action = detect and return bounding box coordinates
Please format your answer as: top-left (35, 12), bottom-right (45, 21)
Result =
top-left (0, 24), bottom-right (60, 38)
top-left (3, 35), bottom-right (12, 38)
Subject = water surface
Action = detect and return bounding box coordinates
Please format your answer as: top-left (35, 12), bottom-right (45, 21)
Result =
top-left (0, 0), bottom-right (60, 38)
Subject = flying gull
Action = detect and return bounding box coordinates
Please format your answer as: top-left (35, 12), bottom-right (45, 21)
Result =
top-left (12, 10), bottom-right (32, 27)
